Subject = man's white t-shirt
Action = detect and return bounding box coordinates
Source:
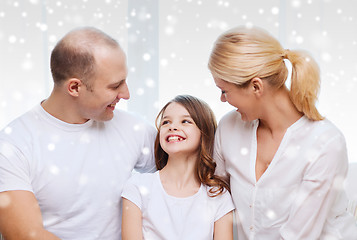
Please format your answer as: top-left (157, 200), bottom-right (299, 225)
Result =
top-left (121, 171), bottom-right (235, 240)
top-left (0, 104), bottom-right (156, 240)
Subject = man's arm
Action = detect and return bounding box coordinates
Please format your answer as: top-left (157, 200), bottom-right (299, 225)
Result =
top-left (0, 191), bottom-right (60, 240)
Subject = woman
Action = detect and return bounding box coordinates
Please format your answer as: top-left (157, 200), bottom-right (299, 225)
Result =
top-left (208, 26), bottom-right (357, 239)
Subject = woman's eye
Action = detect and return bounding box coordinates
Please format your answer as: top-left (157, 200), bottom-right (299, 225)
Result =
top-left (221, 90), bottom-right (226, 94)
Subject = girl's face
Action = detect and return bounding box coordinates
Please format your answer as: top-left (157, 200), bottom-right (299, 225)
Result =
top-left (159, 102), bottom-right (201, 158)
top-left (214, 77), bottom-right (257, 122)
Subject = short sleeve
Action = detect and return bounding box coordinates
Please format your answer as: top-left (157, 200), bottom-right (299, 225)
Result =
top-left (121, 174), bottom-right (144, 210)
top-left (0, 140), bottom-right (33, 192)
top-left (214, 190), bottom-right (235, 222)
top-left (133, 123), bottom-right (157, 173)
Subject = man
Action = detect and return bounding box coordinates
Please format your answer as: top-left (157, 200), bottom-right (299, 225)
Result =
top-left (0, 27), bottom-right (156, 239)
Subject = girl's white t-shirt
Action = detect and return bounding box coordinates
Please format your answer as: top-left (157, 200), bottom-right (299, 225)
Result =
top-left (122, 171), bottom-right (235, 240)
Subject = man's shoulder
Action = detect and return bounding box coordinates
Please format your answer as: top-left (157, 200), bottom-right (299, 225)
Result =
top-left (0, 105), bottom-right (39, 139)
top-left (110, 109), bottom-right (155, 132)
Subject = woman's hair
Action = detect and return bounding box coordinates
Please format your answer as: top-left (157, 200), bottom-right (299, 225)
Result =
top-left (155, 95), bottom-right (230, 197)
top-left (208, 26), bottom-right (323, 121)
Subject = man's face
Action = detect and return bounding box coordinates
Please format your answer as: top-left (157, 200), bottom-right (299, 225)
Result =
top-left (78, 46), bottom-right (129, 122)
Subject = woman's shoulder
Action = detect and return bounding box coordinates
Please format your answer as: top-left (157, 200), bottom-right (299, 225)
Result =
top-left (219, 110), bottom-right (240, 123)
top-left (217, 110), bottom-right (256, 132)
top-left (305, 117), bottom-right (345, 141)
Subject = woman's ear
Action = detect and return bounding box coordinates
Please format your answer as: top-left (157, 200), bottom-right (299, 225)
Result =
top-left (251, 77), bottom-right (264, 97)
top-left (66, 78), bottom-right (82, 97)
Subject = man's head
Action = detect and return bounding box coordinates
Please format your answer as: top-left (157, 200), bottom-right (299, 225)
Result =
top-left (50, 27), bottom-right (119, 90)
top-left (49, 27), bottom-right (129, 123)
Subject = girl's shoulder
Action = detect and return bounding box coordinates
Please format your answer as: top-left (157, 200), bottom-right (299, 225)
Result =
top-left (202, 186), bottom-right (235, 217)
top-left (203, 186), bottom-right (232, 201)
top-left (126, 171), bottom-right (158, 186)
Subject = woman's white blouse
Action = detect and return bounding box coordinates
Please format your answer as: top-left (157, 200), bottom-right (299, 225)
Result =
top-left (214, 110), bottom-right (357, 240)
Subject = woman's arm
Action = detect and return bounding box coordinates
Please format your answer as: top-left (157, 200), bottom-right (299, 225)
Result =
top-left (213, 211), bottom-right (234, 240)
top-left (121, 198), bottom-right (143, 240)
top-left (280, 134), bottom-right (348, 239)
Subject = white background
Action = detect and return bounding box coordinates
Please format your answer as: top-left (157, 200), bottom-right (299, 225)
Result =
top-left (0, 0), bottom-right (356, 162)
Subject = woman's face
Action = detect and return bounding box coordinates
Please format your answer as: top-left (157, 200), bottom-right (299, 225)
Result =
top-left (214, 77), bottom-right (257, 121)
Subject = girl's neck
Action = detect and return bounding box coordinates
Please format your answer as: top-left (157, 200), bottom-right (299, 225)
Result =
top-left (159, 154), bottom-right (201, 198)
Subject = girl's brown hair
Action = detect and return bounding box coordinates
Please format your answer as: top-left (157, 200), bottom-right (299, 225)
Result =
top-left (208, 26), bottom-right (323, 121)
top-left (155, 95), bottom-right (230, 197)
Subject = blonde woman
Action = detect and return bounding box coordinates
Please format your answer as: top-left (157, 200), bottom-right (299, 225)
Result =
top-left (208, 26), bottom-right (357, 239)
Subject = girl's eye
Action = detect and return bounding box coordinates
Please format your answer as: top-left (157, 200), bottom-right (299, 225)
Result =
top-left (221, 90), bottom-right (226, 94)
top-left (182, 119), bottom-right (192, 124)
top-left (161, 120), bottom-right (169, 125)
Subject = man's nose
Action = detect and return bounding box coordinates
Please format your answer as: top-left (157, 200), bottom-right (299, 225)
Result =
top-left (118, 83), bottom-right (130, 100)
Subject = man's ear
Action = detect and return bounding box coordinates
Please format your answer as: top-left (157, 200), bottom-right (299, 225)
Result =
top-left (251, 77), bottom-right (264, 97)
top-left (66, 78), bottom-right (82, 97)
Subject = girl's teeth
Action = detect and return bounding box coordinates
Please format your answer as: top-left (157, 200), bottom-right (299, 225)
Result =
top-left (168, 136), bottom-right (183, 142)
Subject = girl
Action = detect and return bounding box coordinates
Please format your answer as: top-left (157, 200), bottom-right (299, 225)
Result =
top-left (121, 95), bottom-right (234, 240)
top-left (208, 25), bottom-right (357, 239)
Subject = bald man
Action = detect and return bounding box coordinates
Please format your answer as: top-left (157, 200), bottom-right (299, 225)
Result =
top-left (0, 27), bottom-right (156, 240)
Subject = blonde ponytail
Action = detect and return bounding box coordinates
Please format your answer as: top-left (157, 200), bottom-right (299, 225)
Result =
top-left (209, 26), bottom-right (324, 121)
top-left (284, 50), bottom-right (324, 121)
